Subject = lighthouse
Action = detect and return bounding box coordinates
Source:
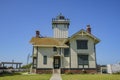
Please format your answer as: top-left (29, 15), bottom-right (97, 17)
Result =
top-left (52, 14), bottom-right (70, 38)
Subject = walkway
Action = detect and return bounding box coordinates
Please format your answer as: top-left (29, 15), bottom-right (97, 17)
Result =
top-left (50, 73), bottom-right (62, 80)
top-left (50, 69), bottom-right (62, 80)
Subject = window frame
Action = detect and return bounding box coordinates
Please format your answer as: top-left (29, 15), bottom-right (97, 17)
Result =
top-left (78, 55), bottom-right (89, 65)
top-left (76, 40), bottom-right (88, 49)
top-left (53, 47), bottom-right (57, 52)
top-left (64, 48), bottom-right (69, 57)
top-left (43, 56), bottom-right (47, 65)
top-left (33, 57), bottom-right (37, 68)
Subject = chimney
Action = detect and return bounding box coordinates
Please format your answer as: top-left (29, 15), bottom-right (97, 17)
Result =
top-left (36, 30), bottom-right (40, 38)
top-left (86, 25), bottom-right (91, 34)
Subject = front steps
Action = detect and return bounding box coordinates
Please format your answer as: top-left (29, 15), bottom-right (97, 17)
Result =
top-left (53, 69), bottom-right (60, 74)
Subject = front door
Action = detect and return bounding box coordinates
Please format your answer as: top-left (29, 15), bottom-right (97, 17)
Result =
top-left (54, 56), bottom-right (60, 69)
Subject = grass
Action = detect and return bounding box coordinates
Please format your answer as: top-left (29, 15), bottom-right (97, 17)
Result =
top-left (62, 74), bottom-right (120, 80)
top-left (0, 73), bottom-right (120, 80)
top-left (0, 72), bottom-right (51, 80)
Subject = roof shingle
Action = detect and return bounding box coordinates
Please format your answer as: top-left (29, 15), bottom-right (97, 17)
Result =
top-left (30, 37), bottom-right (69, 48)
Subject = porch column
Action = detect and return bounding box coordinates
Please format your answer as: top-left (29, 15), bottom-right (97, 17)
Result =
top-left (61, 48), bottom-right (63, 68)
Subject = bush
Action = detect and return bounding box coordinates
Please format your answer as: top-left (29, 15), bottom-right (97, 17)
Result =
top-left (113, 72), bottom-right (120, 74)
top-left (21, 63), bottom-right (32, 69)
top-left (81, 69), bottom-right (87, 74)
top-left (0, 67), bottom-right (7, 69)
top-left (65, 70), bottom-right (73, 74)
top-left (0, 71), bottom-right (21, 76)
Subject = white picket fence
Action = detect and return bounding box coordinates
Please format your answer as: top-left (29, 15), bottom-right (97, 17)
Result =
top-left (107, 63), bottom-right (120, 74)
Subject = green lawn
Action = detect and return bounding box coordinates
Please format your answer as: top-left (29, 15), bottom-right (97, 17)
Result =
top-left (0, 73), bottom-right (51, 80)
top-left (62, 74), bottom-right (120, 80)
top-left (0, 73), bottom-right (120, 80)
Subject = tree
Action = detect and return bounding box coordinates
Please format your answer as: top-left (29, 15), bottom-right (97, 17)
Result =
top-left (21, 63), bottom-right (32, 69)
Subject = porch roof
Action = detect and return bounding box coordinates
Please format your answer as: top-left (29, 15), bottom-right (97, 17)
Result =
top-left (30, 37), bottom-right (69, 48)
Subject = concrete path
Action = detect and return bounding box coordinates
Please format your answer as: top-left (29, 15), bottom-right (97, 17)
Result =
top-left (50, 73), bottom-right (62, 80)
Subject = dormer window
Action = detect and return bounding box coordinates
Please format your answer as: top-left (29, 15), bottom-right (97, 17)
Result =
top-left (53, 47), bottom-right (57, 52)
top-left (76, 40), bottom-right (88, 49)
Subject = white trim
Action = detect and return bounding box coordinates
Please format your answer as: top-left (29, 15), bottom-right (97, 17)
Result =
top-left (33, 45), bottom-right (69, 48)
top-left (70, 29), bottom-right (100, 44)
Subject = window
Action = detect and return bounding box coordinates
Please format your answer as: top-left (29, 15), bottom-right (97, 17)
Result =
top-left (76, 40), bottom-right (88, 49)
top-left (64, 48), bottom-right (69, 57)
top-left (64, 25), bottom-right (67, 29)
top-left (43, 56), bottom-right (47, 64)
top-left (78, 55), bottom-right (88, 65)
top-left (33, 57), bottom-right (37, 68)
top-left (56, 25), bottom-right (57, 28)
top-left (53, 47), bottom-right (57, 52)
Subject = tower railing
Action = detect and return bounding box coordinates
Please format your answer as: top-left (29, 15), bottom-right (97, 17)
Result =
top-left (52, 18), bottom-right (70, 21)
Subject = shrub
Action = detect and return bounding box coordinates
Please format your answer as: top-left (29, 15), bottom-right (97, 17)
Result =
top-left (65, 70), bottom-right (73, 74)
top-left (113, 72), bottom-right (120, 74)
top-left (81, 69), bottom-right (87, 74)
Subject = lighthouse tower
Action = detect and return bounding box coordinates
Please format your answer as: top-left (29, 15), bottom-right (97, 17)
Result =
top-left (52, 14), bottom-right (70, 38)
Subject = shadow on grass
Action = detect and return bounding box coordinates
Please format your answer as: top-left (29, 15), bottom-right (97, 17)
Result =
top-left (0, 72), bottom-right (21, 77)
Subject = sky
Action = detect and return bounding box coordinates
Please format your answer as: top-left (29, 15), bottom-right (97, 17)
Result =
top-left (0, 0), bottom-right (120, 65)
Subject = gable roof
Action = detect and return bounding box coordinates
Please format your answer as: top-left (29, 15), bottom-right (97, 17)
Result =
top-left (70, 29), bottom-right (100, 44)
top-left (30, 37), bottom-right (69, 48)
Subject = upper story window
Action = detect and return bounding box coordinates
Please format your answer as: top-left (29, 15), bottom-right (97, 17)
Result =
top-left (64, 26), bottom-right (66, 28)
top-left (76, 40), bottom-right (88, 49)
top-left (64, 48), bottom-right (69, 57)
top-left (53, 47), bottom-right (57, 52)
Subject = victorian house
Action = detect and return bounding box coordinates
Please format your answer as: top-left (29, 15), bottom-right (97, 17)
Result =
top-left (30, 14), bottom-right (100, 74)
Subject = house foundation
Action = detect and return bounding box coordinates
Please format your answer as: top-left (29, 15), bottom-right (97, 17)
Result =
top-left (61, 68), bottom-right (97, 74)
top-left (34, 68), bottom-right (97, 74)
top-left (36, 68), bottom-right (53, 74)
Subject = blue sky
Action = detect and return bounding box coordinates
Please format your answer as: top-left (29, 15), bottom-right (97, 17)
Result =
top-left (0, 0), bottom-right (120, 65)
